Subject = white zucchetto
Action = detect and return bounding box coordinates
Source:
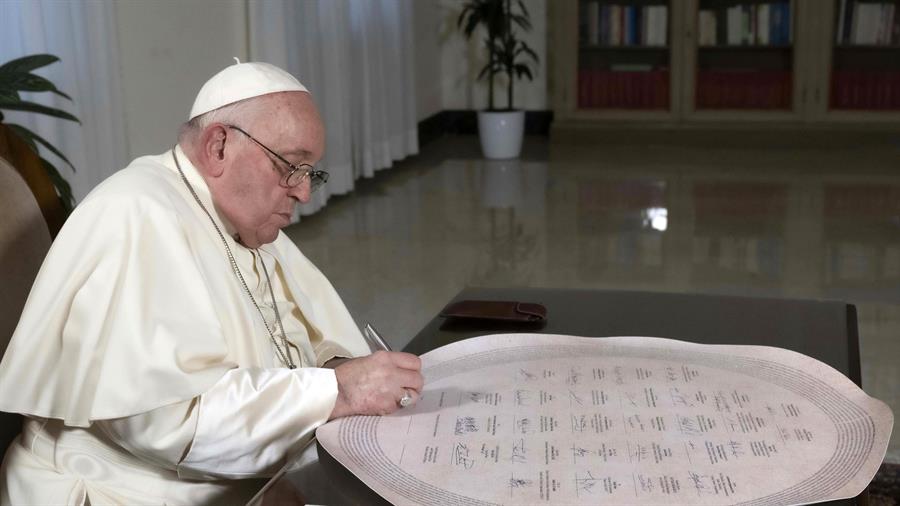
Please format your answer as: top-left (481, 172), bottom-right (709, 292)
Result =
top-left (189, 59), bottom-right (309, 120)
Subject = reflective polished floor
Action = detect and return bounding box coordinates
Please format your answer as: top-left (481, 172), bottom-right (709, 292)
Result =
top-left (286, 133), bottom-right (900, 464)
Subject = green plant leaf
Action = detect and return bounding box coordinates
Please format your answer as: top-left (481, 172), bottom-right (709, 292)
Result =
top-left (0, 88), bottom-right (19, 104)
top-left (0, 100), bottom-right (79, 123)
top-left (477, 63), bottom-right (493, 81)
top-left (512, 0), bottom-right (531, 29)
top-left (514, 65), bottom-right (533, 81)
top-left (458, 0), bottom-right (505, 40)
top-left (39, 156), bottom-right (75, 213)
top-left (0, 54), bottom-right (59, 75)
top-left (0, 72), bottom-right (72, 100)
top-left (7, 123), bottom-right (77, 172)
top-left (522, 42), bottom-right (538, 60)
top-left (516, 0), bottom-right (529, 17)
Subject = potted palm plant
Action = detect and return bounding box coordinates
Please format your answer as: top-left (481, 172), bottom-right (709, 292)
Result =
top-left (458, 0), bottom-right (538, 159)
top-left (0, 54), bottom-right (79, 235)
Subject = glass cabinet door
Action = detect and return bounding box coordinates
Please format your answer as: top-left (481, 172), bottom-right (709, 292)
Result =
top-left (577, 0), bottom-right (673, 110)
top-left (694, 0), bottom-right (795, 110)
top-left (829, 0), bottom-right (900, 111)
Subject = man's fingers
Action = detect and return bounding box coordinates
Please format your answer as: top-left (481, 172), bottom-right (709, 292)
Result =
top-left (396, 368), bottom-right (425, 394)
top-left (388, 351), bottom-right (422, 371)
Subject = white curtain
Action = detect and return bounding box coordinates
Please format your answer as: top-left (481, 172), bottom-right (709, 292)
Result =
top-left (0, 0), bottom-right (127, 203)
top-left (248, 0), bottom-right (419, 217)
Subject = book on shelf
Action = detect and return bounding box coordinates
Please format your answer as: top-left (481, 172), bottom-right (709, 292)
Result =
top-left (580, 2), bottom-right (668, 47)
top-left (611, 5), bottom-right (623, 46)
top-left (699, 2), bottom-right (791, 47)
top-left (577, 68), bottom-right (669, 109)
top-left (837, 0), bottom-right (900, 45)
top-left (645, 6), bottom-right (668, 46)
top-left (831, 70), bottom-right (900, 109)
top-left (758, 4), bottom-right (770, 44)
top-left (726, 6), bottom-right (742, 45)
top-left (744, 4), bottom-right (753, 45)
top-left (696, 70), bottom-right (792, 109)
top-left (698, 10), bottom-right (717, 46)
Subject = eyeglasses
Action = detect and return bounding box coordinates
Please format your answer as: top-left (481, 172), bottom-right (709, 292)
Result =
top-left (226, 125), bottom-right (328, 192)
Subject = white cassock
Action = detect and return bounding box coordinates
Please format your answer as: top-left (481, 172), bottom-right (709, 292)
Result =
top-left (0, 146), bottom-right (371, 505)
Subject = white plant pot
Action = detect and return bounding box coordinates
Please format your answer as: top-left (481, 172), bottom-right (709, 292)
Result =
top-left (477, 110), bottom-right (525, 159)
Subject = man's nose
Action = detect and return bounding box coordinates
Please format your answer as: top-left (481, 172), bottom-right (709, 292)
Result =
top-left (288, 178), bottom-right (312, 204)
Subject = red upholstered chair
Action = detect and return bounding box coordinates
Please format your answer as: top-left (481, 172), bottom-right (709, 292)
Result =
top-left (0, 155), bottom-right (52, 458)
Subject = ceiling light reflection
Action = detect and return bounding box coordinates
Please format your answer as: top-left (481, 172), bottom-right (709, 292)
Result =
top-left (642, 207), bottom-right (668, 232)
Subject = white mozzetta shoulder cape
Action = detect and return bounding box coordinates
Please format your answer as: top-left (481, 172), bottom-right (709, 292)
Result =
top-left (0, 148), bottom-right (370, 427)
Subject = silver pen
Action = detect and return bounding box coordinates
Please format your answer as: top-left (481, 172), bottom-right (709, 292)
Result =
top-left (363, 322), bottom-right (392, 352)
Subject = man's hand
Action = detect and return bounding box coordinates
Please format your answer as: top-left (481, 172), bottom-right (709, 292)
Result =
top-left (328, 351), bottom-right (424, 420)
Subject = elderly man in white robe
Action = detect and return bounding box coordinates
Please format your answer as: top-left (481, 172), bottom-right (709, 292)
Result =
top-left (0, 61), bottom-right (424, 505)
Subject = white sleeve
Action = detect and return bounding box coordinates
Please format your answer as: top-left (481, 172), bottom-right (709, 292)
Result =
top-left (97, 397), bottom-right (198, 472)
top-left (99, 366), bottom-right (338, 480)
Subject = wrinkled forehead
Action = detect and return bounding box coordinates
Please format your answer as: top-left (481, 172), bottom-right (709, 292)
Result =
top-left (247, 92), bottom-right (325, 159)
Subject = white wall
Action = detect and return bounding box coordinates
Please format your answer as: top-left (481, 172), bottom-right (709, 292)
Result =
top-left (114, 0), bottom-right (248, 159)
top-left (413, 1), bottom-right (444, 121)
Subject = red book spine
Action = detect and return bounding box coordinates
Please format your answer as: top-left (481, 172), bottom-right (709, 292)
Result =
top-left (892, 72), bottom-right (900, 109)
top-left (714, 71), bottom-right (722, 109)
top-left (630, 73), bottom-right (637, 108)
top-left (578, 71), bottom-right (586, 108)
top-left (697, 71), bottom-right (706, 109)
top-left (634, 73), bottom-right (642, 109)
top-left (752, 72), bottom-right (761, 108)
top-left (616, 71), bottom-right (624, 108)
top-left (663, 70), bottom-right (670, 109)
top-left (643, 72), bottom-right (651, 109)
top-left (615, 71), bottom-right (624, 108)
top-left (655, 71), bottom-right (664, 109)
top-left (698, 71), bottom-right (708, 109)
top-left (865, 72), bottom-right (873, 110)
top-left (832, 73), bottom-right (840, 109)
top-left (602, 70), bottom-right (612, 108)
top-left (597, 71), bottom-right (606, 108)
top-left (768, 71), bottom-right (779, 109)
top-left (840, 71), bottom-right (850, 108)
top-left (713, 71), bottom-right (722, 108)
top-left (587, 70), bottom-right (594, 108)
top-left (720, 72), bottom-right (727, 108)
top-left (877, 72), bottom-right (888, 110)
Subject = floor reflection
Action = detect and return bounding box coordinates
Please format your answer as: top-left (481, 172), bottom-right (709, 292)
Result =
top-left (286, 134), bottom-right (900, 463)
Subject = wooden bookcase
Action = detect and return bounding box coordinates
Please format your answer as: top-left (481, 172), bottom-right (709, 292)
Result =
top-left (550, 0), bottom-right (900, 127)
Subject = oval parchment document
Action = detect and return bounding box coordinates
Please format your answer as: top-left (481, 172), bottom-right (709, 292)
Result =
top-left (316, 334), bottom-right (894, 505)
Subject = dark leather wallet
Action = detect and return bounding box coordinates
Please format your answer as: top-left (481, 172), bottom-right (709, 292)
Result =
top-left (439, 300), bottom-right (547, 323)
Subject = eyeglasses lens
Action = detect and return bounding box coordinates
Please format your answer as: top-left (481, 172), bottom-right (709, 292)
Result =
top-left (286, 170), bottom-right (328, 192)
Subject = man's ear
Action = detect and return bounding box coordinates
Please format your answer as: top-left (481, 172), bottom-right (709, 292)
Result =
top-left (198, 124), bottom-right (230, 177)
